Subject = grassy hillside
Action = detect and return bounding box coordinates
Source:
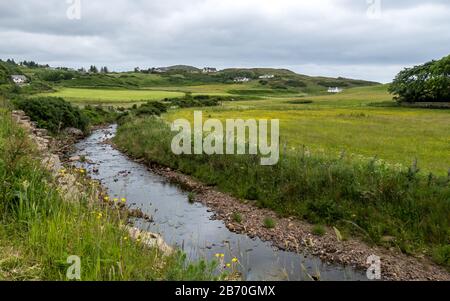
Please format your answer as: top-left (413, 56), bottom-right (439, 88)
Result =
top-left (18, 63), bottom-right (378, 95)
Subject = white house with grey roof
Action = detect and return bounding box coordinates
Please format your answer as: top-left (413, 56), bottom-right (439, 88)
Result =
top-left (11, 75), bottom-right (28, 85)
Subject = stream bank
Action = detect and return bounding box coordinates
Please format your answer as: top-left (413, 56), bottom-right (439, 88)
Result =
top-left (74, 125), bottom-right (368, 281)
top-left (106, 123), bottom-right (450, 281)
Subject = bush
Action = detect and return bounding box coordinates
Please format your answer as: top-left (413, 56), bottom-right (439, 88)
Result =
top-left (82, 105), bottom-right (121, 125)
top-left (39, 70), bottom-right (76, 82)
top-left (12, 97), bottom-right (89, 134)
top-left (133, 101), bottom-right (167, 117)
top-left (389, 54), bottom-right (450, 103)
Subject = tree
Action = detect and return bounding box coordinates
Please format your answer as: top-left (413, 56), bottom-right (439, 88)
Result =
top-left (100, 66), bottom-right (109, 73)
top-left (389, 54), bottom-right (450, 103)
top-left (89, 65), bottom-right (98, 73)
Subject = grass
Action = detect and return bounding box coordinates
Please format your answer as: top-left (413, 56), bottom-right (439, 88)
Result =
top-left (165, 85), bottom-right (450, 175)
top-left (187, 192), bottom-right (196, 204)
top-left (232, 212), bottom-right (243, 223)
top-left (38, 88), bottom-right (185, 105)
top-left (263, 217), bottom-right (276, 229)
top-left (113, 116), bottom-right (450, 267)
top-left (0, 108), bottom-right (218, 280)
top-left (312, 225), bottom-right (326, 236)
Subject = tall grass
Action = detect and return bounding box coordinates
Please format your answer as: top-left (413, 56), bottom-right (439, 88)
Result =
top-left (114, 116), bottom-right (450, 267)
top-left (0, 110), bottom-right (218, 280)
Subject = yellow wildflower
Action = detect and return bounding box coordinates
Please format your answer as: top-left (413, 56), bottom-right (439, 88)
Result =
top-left (232, 258), bottom-right (238, 263)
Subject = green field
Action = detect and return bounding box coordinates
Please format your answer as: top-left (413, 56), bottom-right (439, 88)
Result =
top-left (39, 88), bottom-right (185, 106)
top-left (165, 85), bottom-right (450, 175)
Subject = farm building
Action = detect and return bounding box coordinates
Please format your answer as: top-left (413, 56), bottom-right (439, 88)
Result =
top-left (202, 67), bottom-right (217, 73)
top-left (328, 87), bottom-right (343, 93)
top-left (259, 74), bottom-right (274, 79)
top-left (11, 75), bottom-right (28, 84)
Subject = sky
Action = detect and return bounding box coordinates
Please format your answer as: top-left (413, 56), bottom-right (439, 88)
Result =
top-left (0, 0), bottom-right (449, 83)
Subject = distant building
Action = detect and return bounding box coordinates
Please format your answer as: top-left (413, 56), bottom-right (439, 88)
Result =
top-left (328, 87), bottom-right (343, 93)
top-left (153, 67), bottom-right (168, 73)
top-left (202, 67), bottom-right (217, 73)
top-left (11, 75), bottom-right (27, 85)
top-left (258, 74), bottom-right (274, 79)
top-left (234, 77), bottom-right (251, 83)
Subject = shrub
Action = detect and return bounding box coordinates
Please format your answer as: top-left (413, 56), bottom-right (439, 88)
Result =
top-left (133, 101), bottom-right (167, 117)
top-left (432, 245), bottom-right (450, 267)
top-left (12, 96), bottom-right (89, 134)
top-left (82, 105), bottom-right (120, 125)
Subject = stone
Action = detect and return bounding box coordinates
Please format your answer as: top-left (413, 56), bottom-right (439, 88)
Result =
top-left (63, 127), bottom-right (84, 138)
top-left (69, 156), bottom-right (81, 162)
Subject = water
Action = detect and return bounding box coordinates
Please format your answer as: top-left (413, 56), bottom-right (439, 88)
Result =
top-left (73, 125), bottom-right (366, 281)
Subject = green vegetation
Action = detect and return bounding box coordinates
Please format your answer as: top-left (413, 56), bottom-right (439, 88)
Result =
top-left (0, 110), bottom-right (217, 280)
top-left (263, 217), bottom-right (276, 229)
top-left (231, 212), bottom-right (243, 223)
top-left (390, 54), bottom-right (450, 103)
top-left (113, 116), bottom-right (450, 266)
top-left (39, 88), bottom-right (185, 105)
top-left (187, 192), bottom-right (196, 204)
top-left (166, 85), bottom-right (450, 175)
top-left (312, 225), bottom-right (326, 236)
top-left (82, 105), bottom-right (122, 125)
top-left (12, 97), bottom-right (89, 134)
top-left (2, 58), bottom-right (449, 271)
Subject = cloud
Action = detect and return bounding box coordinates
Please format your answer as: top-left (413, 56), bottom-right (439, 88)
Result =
top-left (0, 0), bottom-right (449, 82)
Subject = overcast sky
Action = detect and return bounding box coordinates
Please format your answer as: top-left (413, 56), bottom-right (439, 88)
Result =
top-left (0, 0), bottom-right (449, 83)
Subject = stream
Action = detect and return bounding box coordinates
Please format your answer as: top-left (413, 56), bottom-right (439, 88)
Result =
top-left (72, 125), bottom-right (367, 281)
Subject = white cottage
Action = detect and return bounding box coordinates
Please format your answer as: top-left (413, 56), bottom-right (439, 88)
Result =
top-left (234, 77), bottom-right (250, 83)
top-left (11, 75), bottom-right (28, 85)
top-left (202, 67), bottom-right (217, 73)
top-left (328, 87), bottom-right (343, 93)
top-left (259, 74), bottom-right (274, 79)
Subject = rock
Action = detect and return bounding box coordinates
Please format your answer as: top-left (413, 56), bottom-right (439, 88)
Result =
top-left (125, 226), bottom-right (173, 256)
top-left (63, 127), bottom-right (84, 138)
top-left (381, 236), bottom-right (396, 243)
top-left (69, 156), bottom-right (81, 162)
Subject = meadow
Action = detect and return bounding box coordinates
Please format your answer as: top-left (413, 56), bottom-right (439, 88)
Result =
top-left (5, 64), bottom-right (449, 268)
top-left (39, 88), bottom-right (185, 106)
top-left (165, 85), bottom-right (450, 176)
